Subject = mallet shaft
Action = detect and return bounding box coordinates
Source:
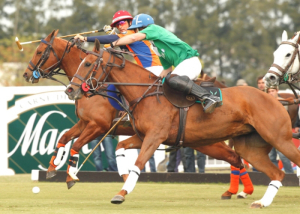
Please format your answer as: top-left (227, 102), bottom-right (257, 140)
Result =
top-left (16, 29), bottom-right (104, 50)
top-left (76, 112), bottom-right (128, 175)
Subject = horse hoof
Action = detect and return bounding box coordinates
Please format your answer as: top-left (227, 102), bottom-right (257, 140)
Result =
top-left (111, 195), bottom-right (125, 204)
top-left (67, 181), bottom-right (76, 189)
top-left (46, 170), bottom-right (57, 179)
top-left (221, 190), bottom-right (232, 200)
top-left (250, 201), bottom-right (263, 208)
top-left (237, 191), bottom-right (248, 199)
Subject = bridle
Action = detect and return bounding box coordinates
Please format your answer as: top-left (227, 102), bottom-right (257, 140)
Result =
top-left (69, 48), bottom-right (125, 91)
top-left (27, 36), bottom-right (75, 85)
top-left (268, 41), bottom-right (300, 84)
top-left (69, 48), bottom-right (163, 141)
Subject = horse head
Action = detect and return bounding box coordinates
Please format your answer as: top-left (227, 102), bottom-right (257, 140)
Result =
top-left (23, 30), bottom-right (62, 83)
top-left (66, 39), bottom-right (103, 100)
top-left (264, 30), bottom-right (300, 87)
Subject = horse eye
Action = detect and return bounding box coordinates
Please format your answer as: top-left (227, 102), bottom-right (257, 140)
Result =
top-left (85, 62), bottom-right (91, 67)
top-left (286, 53), bottom-right (291, 57)
top-left (37, 51), bottom-right (42, 55)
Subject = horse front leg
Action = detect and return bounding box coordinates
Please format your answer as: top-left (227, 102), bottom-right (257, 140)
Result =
top-left (115, 135), bottom-right (143, 182)
top-left (111, 133), bottom-right (164, 204)
top-left (46, 119), bottom-right (85, 179)
top-left (66, 123), bottom-right (106, 189)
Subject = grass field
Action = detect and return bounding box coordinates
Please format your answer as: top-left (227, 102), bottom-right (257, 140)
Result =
top-left (0, 174), bottom-right (299, 214)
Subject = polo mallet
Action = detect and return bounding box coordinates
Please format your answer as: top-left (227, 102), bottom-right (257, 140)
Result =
top-left (15, 29), bottom-right (105, 51)
top-left (68, 112), bottom-right (128, 180)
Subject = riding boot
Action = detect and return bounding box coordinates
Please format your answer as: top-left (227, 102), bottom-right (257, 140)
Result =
top-left (165, 74), bottom-right (222, 113)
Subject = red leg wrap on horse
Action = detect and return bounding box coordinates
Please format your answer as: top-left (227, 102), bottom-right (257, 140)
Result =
top-left (240, 168), bottom-right (254, 194)
top-left (49, 156), bottom-right (56, 168)
top-left (228, 165), bottom-right (240, 194)
top-left (57, 143), bottom-right (65, 148)
top-left (70, 149), bottom-right (79, 156)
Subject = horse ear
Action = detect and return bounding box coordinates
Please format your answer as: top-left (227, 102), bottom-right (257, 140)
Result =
top-left (45, 30), bottom-right (56, 40)
top-left (282, 30), bottom-right (288, 42)
top-left (45, 30), bottom-right (59, 41)
top-left (54, 29), bottom-right (59, 37)
top-left (93, 39), bottom-right (101, 53)
top-left (292, 33), bottom-right (300, 44)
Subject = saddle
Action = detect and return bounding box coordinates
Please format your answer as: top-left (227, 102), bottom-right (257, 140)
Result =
top-left (163, 77), bottom-right (216, 108)
top-left (162, 77), bottom-right (221, 150)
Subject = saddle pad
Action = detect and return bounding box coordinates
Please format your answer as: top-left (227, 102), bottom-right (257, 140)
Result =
top-left (196, 87), bottom-right (223, 105)
top-left (107, 85), bottom-right (124, 111)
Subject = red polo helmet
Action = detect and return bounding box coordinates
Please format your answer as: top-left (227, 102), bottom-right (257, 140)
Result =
top-left (110, 10), bottom-right (133, 27)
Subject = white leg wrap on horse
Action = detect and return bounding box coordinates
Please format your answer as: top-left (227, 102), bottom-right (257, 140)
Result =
top-left (116, 148), bottom-right (129, 176)
top-left (53, 147), bottom-right (65, 166)
top-left (260, 180), bottom-right (282, 207)
top-left (297, 166), bottom-right (300, 177)
top-left (122, 165), bottom-right (140, 194)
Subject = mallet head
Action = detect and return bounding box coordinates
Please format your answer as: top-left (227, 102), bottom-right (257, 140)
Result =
top-left (15, 37), bottom-right (23, 51)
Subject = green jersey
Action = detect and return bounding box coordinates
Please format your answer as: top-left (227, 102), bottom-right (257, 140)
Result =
top-left (140, 24), bottom-right (199, 70)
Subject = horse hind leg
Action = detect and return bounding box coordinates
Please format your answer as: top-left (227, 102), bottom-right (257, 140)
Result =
top-left (192, 142), bottom-right (253, 200)
top-left (233, 132), bottom-right (284, 208)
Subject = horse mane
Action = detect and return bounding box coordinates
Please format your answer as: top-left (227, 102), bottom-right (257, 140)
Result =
top-left (106, 49), bottom-right (159, 80)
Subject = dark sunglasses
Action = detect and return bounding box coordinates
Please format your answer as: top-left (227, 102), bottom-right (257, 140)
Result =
top-left (116, 20), bottom-right (126, 26)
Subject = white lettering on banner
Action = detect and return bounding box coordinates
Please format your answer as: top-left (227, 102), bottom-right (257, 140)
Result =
top-left (8, 111), bottom-right (67, 157)
top-left (6, 92), bottom-right (74, 123)
top-left (8, 110), bottom-right (92, 171)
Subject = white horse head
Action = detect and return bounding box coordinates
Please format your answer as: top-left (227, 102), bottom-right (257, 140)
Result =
top-left (264, 30), bottom-right (300, 87)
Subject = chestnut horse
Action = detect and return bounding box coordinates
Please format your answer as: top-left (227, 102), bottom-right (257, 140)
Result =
top-left (66, 39), bottom-right (300, 208)
top-left (23, 30), bottom-right (252, 197)
top-left (23, 30), bottom-right (133, 188)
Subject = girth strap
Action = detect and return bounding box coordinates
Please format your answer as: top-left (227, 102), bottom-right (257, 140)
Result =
top-left (175, 107), bottom-right (188, 147)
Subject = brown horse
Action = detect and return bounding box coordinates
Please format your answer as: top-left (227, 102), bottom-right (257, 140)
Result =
top-left (23, 30), bottom-right (251, 196)
top-left (23, 30), bottom-right (133, 188)
top-left (66, 39), bottom-right (300, 208)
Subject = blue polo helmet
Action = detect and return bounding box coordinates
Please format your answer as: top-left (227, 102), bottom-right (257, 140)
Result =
top-left (128, 14), bottom-right (154, 30)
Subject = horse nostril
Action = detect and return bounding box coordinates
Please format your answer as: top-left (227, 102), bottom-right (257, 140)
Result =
top-left (23, 73), bottom-right (27, 77)
top-left (270, 75), bottom-right (276, 80)
top-left (67, 87), bottom-right (73, 93)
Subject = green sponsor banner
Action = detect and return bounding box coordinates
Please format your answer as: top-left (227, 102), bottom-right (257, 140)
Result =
top-left (2, 86), bottom-right (117, 174)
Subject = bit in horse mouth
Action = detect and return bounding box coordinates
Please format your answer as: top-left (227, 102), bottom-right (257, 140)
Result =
top-left (67, 87), bottom-right (73, 93)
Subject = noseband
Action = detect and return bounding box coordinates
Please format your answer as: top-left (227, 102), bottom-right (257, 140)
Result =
top-left (27, 36), bottom-right (73, 82)
top-left (268, 41), bottom-right (300, 82)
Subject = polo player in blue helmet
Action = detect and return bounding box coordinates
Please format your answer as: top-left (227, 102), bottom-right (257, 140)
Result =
top-left (109, 14), bottom-right (222, 113)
